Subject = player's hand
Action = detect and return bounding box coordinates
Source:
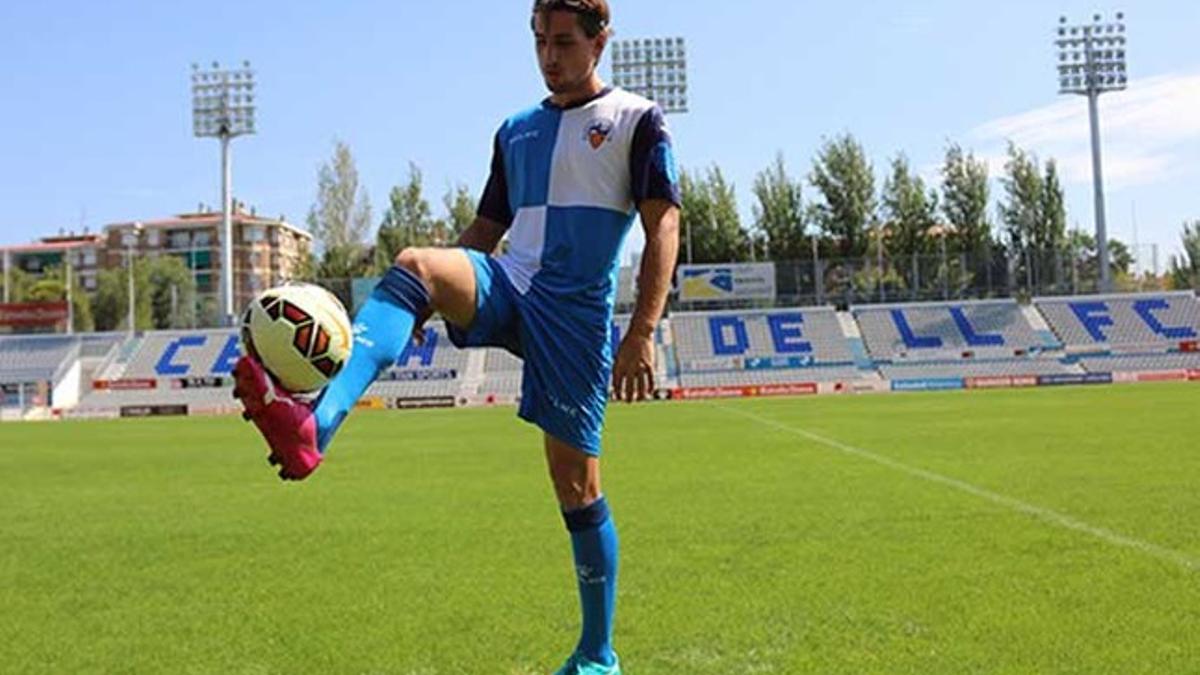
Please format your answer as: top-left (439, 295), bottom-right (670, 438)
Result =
top-left (612, 332), bottom-right (655, 403)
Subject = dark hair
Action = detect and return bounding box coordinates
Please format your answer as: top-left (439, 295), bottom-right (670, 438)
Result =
top-left (531, 0), bottom-right (610, 39)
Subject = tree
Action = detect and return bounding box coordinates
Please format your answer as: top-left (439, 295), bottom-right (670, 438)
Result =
top-left (146, 256), bottom-right (197, 329)
top-left (375, 162), bottom-right (435, 272)
top-left (1, 267), bottom-right (36, 303)
top-left (1109, 239), bottom-right (1134, 278)
top-left (22, 265), bottom-right (94, 332)
top-left (1039, 160), bottom-right (1068, 290)
top-left (1065, 229), bottom-right (1134, 291)
top-left (443, 184), bottom-right (477, 241)
top-left (940, 143), bottom-right (996, 296)
top-left (808, 134), bottom-right (876, 259)
top-left (880, 153), bottom-right (939, 257)
top-left (998, 143), bottom-right (1044, 291)
top-left (92, 263), bottom-right (152, 332)
top-left (678, 165), bottom-right (751, 264)
top-left (940, 143), bottom-right (992, 255)
top-left (1168, 221), bottom-right (1200, 289)
top-left (1040, 160), bottom-right (1067, 254)
top-left (752, 153), bottom-right (807, 262)
top-left (307, 140), bottom-right (373, 280)
top-left (290, 250), bottom-right (319, 283)
top-left (998, 144), bottom-right (1071, 293)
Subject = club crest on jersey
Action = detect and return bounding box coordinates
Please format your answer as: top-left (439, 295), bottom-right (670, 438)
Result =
top-left (585, 119), bottom-right (614, 149)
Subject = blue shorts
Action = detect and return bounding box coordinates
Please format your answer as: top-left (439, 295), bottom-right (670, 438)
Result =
top-left (446, 249), bottom-right (613, 456)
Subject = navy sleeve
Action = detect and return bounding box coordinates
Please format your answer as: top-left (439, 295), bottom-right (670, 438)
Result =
top-left (477, 132), bottom-right (513, 227)
top-left (629, 106), bottom-right (682, 208)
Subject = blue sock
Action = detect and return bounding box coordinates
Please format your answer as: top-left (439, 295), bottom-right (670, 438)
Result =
top-left (563, 496), bottom-right (619, 666)
top-left (312, 266), bottom-right (429, 452)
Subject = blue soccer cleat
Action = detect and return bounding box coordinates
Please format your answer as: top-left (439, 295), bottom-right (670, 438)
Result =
top-left (554, 652), bottom-right (621, 675)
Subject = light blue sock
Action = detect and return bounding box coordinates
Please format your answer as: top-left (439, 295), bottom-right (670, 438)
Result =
top-left (313, 266), bottom-right (429, 452)
top-left (563, 496), bottom-right (619, 667)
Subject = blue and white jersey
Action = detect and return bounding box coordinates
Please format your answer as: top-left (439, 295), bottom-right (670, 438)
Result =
top-left (478, 87), bottom-right (681, 310)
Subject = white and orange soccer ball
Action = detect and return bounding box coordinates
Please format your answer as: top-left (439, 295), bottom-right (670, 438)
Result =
top-left (240, 283), bottom-right (353, 393)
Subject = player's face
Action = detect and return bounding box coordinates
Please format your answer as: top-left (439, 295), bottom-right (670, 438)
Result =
top-left (533, 11), bottom-right (605, 98)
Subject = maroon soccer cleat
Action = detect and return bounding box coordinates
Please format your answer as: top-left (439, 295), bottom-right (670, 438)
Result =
top-left (233, 356), bottom-right (322, 481)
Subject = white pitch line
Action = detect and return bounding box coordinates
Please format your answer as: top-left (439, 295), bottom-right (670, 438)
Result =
top-left (713, 403), bottom-right (1200, 573)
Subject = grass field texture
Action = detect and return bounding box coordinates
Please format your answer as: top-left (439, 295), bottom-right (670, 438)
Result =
top-left (1, 383), bottom-right (1198, 674)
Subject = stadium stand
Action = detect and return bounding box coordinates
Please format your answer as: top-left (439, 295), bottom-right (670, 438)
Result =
top-left (77, 383), bottom-right (239, 409)
top-left (78, 322), bottom-right (477, 409)
top-left (477, 348), bottom-right (524, 401)
top-left (1035, 292), bottom-right (1200, 348)
top-left (879, 359), bottom-right (1074, 380)
top-left (80, 334), bottom-right (123, 359)
top-left (673, 307), bottom-right (868, 388)
top-left (674, 308), bottom-right (853, 363)
top-left (854, 300), bottom-right (1041, 360)
top-left (0, 336), bottom-right (79, 384)
top-left (116, 330), bottom-right (241, 379)
top-left (1076, 353), bottom-right (1200, 373)
top-left (0, 335), bottom-right (85, 412)
top-left (7, 291), bottom-right (1199, 417)
top-left (367, 322), bottom-right (470, 403)
top-left (682, 366), bottom-right (867, 386)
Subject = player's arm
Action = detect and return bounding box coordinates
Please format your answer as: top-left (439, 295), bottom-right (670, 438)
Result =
top-left (456, 216), bottom-right (508, 255)
top-left (458, 129), bottom-right (513, 255)
top-left (613, 106), bottom-right (682, 403)
top-left (613, 200), bottom-right (680, 403)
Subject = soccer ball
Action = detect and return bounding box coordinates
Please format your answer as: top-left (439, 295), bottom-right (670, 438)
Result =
top-left (240, 283), bottom-right (353, 393)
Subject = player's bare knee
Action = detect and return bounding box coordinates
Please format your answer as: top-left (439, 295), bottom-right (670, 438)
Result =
top-left (394, 248), bottom-right (432, 284)
top-left (548, 461), bottom-right (600, 509)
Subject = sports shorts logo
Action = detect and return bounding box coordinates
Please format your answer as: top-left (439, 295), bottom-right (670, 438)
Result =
top-left (585, 119), bottom-right (614, 149)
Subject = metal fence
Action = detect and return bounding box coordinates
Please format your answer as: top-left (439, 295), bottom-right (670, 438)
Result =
top-left (300, 249), bottom-right (1194, 318)
top-left (686, 246), bottom-right (1193, 311)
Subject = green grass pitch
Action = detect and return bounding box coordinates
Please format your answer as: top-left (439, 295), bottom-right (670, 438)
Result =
top-left (2, 382), bottom-right (1198, 674)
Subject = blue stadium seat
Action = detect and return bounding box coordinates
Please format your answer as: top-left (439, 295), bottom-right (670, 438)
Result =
top-left (853, 300), bottom-right (1040, 360)
top-left (1035, 293), bottom-right (1200, 347)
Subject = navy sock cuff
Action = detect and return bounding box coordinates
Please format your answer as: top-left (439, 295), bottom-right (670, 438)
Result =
top-left (562, 496), bottom-right (610, 533)
top-left (371, 265), bottom-right (431, 314)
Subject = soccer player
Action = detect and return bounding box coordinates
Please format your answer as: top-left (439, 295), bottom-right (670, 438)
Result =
top-left (233, 0), bottom-right (680, 672)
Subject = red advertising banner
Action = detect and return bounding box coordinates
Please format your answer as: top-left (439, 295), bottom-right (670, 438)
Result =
top-left (672, 386), bottom-right (755, 400)
top-left (0, 302), bottom-right (69, 328)
top-left (757, 383), bottom-right (818, 397)
top-left (92, 379), bottom-right (158, 391)
top-left (1135, 370), bottom-right (1189, 383)
top-left (1188, 369), bottom-right (1200, 381)
top-left (965, 376), bottom-right (1014, 389)
top-left (671, 383), bottom-right (818, 400)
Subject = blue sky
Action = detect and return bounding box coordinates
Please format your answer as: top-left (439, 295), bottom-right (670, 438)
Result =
top-left (2, 0), bottom-right (1197, 267)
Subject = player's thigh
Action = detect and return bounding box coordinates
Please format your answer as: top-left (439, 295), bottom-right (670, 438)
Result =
top-left (394, 247), bottom-right (476, 327)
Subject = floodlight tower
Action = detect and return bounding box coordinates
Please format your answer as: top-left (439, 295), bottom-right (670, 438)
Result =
top-left (191, 61), bottom-right (257, 324)
top-left (1056, 13), bottom-right (1127, 293)
top-left (611, 37), bottom-right (692, 259)
top-left (611, 36), bottom-right (688, 114)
